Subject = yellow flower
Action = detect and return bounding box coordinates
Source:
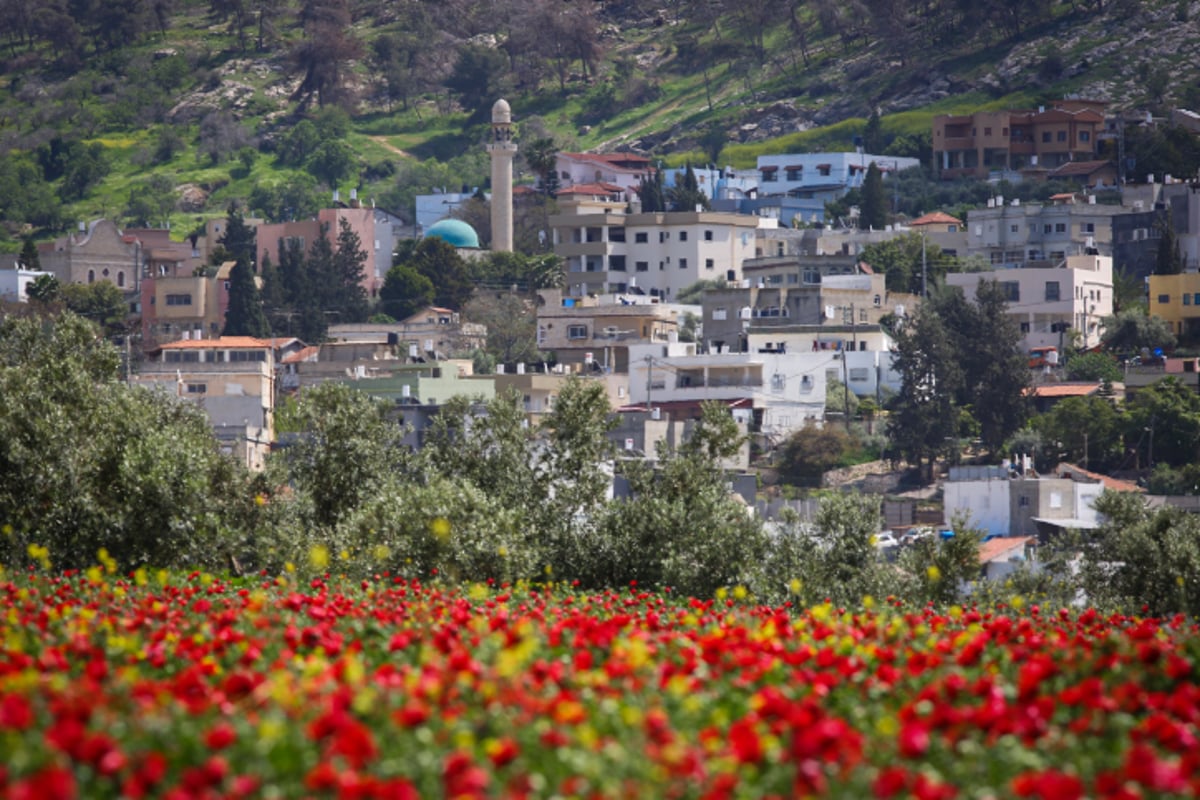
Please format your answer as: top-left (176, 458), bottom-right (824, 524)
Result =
top-left (789, 578), bottom-right (803, 595)
top-left (430, 517), bottom-right (451, 542)
top-left (926, 565), bottom-right (942, 582)
top-left (309, 545), bottom-right (329, 570)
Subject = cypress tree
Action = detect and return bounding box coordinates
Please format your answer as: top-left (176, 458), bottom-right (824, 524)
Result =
top-left (222, 256), bottom-right (270, 338)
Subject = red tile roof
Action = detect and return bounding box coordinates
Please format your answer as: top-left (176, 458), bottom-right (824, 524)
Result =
top-left (1049, 160), bottom-right (1113, 177)
top-left (910, 211), bottom-right (963, 227)
top-left (1028, 383), bottom-right (1102, 398)
top-left (281, 345), bottom-right (320, 364)
top-left (556, 182), bottom-right (626, 196)
top-left (159, 337), bottom-right (272, 350)
top-left (978, 537), bottom-right (1034, 564)
top-left (1056, 462), bottom-right (1145, 494)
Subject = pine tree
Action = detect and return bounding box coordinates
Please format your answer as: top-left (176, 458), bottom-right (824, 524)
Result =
top-left (668, 163), bottom-right (710, 212)
top-left (18, 237), bottom-right (41, 270)
top-left (859, 162), bottom-right (887, 231)
top-left (222, 256), bottom-right (270, 338)
top-left (1154, 214), bottom-right (1184, 276)
top-left (332, 216), bottom-right (369, 322)
top-left (218, 203), bottom-right (257, 268)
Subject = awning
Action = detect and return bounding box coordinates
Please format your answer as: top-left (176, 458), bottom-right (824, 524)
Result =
top-left (1031, 516), bottom-right (1097, 530)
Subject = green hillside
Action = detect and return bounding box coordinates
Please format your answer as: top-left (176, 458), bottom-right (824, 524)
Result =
top-left (1, 0), bottom-right (1197, 251)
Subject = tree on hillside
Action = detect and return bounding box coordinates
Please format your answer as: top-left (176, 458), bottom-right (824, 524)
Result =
top-left (955, 279), bottom-right (1029, 454)
top-left (218, 204), bottom-right (257, 268)
top-left (223, 257), bottom-right (270, 338)
top-left (523, 137), bottom-right (560, 196)
top-left (887, 303), bottom-right (963, 483)
top-left (446, 44), bottom-right (510, 121)
top-left (17, 238), bottom-right (41, 271)
top-left (861, 232), bottom-right (951, 296)
top-left (394, 237), bottom-right (474, 310)
top-left (379, 264), bottom-right (434, 322)
top-left (668, 164), bottom-right (710, 212)
top-left (330, 217), bottom-right (369, 323)
top-left (858, 161), bottom-right (887, 231)
top-left (1100, 308), bottom-right (1176, 355)
top-left (289, 0), bottom-right (361, 109)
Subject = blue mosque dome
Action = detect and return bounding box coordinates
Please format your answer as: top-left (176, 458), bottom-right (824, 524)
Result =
top-left (424, 219), bottom-right (480, 249)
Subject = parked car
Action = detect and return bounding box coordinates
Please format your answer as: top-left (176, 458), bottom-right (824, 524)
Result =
top-left (900, 528), bottom-right (935, 546)
top-left (875, 531), bottom-right (899, 548)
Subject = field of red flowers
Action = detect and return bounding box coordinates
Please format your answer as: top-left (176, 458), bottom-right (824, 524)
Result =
top-left (1, 566), bottom-right (1199, 800)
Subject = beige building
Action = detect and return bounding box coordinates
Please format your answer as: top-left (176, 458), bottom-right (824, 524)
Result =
top-left (550, 184), bottom-right (763, 299)
top-left (38, 219), bottom-right (141, 292)
top-left (135, 337), bottom-right (275, 470)
top-left (536, 289), bottom-right (687, 373)
top-left (946, 254), bottom-right (1113, 351)
top-left (140, 261), bottom-right (236, 347)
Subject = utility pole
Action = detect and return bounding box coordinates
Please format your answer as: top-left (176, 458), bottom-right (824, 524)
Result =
top-left (840, 302), bottom-right (856, 433)
top-left (645, 355), bottom-right (653, 416)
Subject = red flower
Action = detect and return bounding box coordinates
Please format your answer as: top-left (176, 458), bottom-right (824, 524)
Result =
top-left (898, 722), bottom-right (930, 759)
top-left (204, 721), bottom-right (237, 750)
top-left (0, 694), bottom-right (33, 731)
top-left (729, 717), bottom-right (763, 763)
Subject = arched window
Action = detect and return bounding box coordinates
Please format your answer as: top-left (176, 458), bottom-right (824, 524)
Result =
top-left (88, 270), bottom-right (95, 283)
top-left (117, 272), bottom-right (125, 288)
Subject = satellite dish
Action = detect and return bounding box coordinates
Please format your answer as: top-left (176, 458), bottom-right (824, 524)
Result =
top-left (825, 305), bottom-right (836, 320)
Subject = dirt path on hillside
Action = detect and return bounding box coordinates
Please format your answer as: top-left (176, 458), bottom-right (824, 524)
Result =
top-left (368, 136), bottom-right (413, 159)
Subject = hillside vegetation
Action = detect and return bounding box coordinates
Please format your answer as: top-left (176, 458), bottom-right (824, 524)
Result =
top-left (1, 0), bottom-right (1198, 248)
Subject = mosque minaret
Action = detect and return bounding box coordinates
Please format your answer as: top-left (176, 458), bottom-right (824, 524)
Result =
top-left (486, 98), bottom-right (516, 253)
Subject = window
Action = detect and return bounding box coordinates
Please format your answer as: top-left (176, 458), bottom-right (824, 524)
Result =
top-left (1083, 223), bottom-right (1095, 233)
top-left (1019, 495), bottom-right (1031, 507)
top-left (1042, 132), bottom-right (1052, 143)
top-left (1057, 131), bottom-right (1067, 142)
top-left (713, 307), bottom-right (727, 321)
top-left (635, 232), bottom-right (648, 243)
top-left (1002, 127), bottom-right (1009, 136)
top-left (984, 127), bottom-right (992, 136)
top-left (1044, 224), bottom-right (1053, 234)
top-left (1159, 294), bottom-right (1170, 304)
top-left (609, 227), bottom-right (626, 243)
top-left (166, 294), bottom-right (193, 306)
top-left (1080, 131), bottom-right (1090, 142)
top-left (609, 255), bottom-right (627, 272)
top-left (1050, 492), bottom-right (1063, 509)
top-left (849, 368), bottom-right (869, 382)
top-left (636, 261), bottom-right (649, 272)
top-left (659, 232), bottom-right (667, 243)
top-left (567, 325), bottom-right (588, 339)
top-left (229, 350), bottom-right (267, 362)
top-left (1000, 282), bottom-right (1020, 302)
top-left (117, 272), bottom-right (125, 287)
top-left (859, 309), bottom-right (868, 322)
top-left (679, 258), bottom-right (688, 269)
top-left (1045, 281), bottom-right (1060, 301)
top-left (1011, 224), bottom-right (1019, 233)
top-left (1185, 295), bottom-right (1192, 306)
top-left (761, 169), bottom-right (778, 183)
top-left (704, 230), bottom-right (714, 241)
top-left (874, 294), bottom-right (881, 307)
top-left (679, 231), bottom-right (688, 242)
top-left (88, 270), bottom-right (95, 283)
top-left (817, 164), bottom-right (831, 176)
top-left (706, 258), bottom-right (715, 270)
top-left (1055, 223), bottom-right (1066, 233)
top-left (1194, 293), bottom-right (1200, 305)
top-left (787, 273), bottom-right (798, 284)
top-left (786, 168), bottom-right (802, 181)
top-left (186, 383), bottom-right (207, 394)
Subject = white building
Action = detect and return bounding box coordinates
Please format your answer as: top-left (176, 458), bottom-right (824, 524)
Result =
top-left (945, 253), bottom-right (1113, 351)
top-left (0, 267), bottom-right (53, 303)
top-left (626, 343), bottom-right (826, 439)
top-left (943, 463), bottom-right (1109, 539)
top-left (550, 184), bottom-right (764, 299)
top-left (754, 152), bottom-right (920, 199)
top-left (555, 152), bottom-right (655, 195)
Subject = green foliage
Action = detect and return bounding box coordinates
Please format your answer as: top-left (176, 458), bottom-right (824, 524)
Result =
top-left (858, 162), bottom-right (887, 230)
top-left (667, 164), bottom-right (710, 212)
top-left (462, 293), bottom-right (543, 366)
top-left (0, 313), bottom-right (246, 571)
top-left (860, 232), bottom-right (952, 296)
top-left (1101, 308), bottom-right (1176, 355)
top-left (897, 519), bottom-right (983, 606)
top-left (395, 237), bottom-right (474, 310)
top-left (61, 281), bottom-right (129, 336)
top-left (1063, 350), bottom-right (1122, 384)
top-left (446, 45), bottom-right (510, 122)
top-left (222, 257), bottom-right (270, 338)
top-left (777, 422), bottom-right (854, 486)
top-left (1028, 395), bottom-right (1126, 473)
top-left (1124, 376), bottom-right (1200, 468)
top-left (379, 264), bottom-right (435, 321)
top-left (1078, 492), bottom-right (1200, 617)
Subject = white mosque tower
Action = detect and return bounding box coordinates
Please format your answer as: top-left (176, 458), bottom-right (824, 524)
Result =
top-left (487, 98), bottom-right (516, 253)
